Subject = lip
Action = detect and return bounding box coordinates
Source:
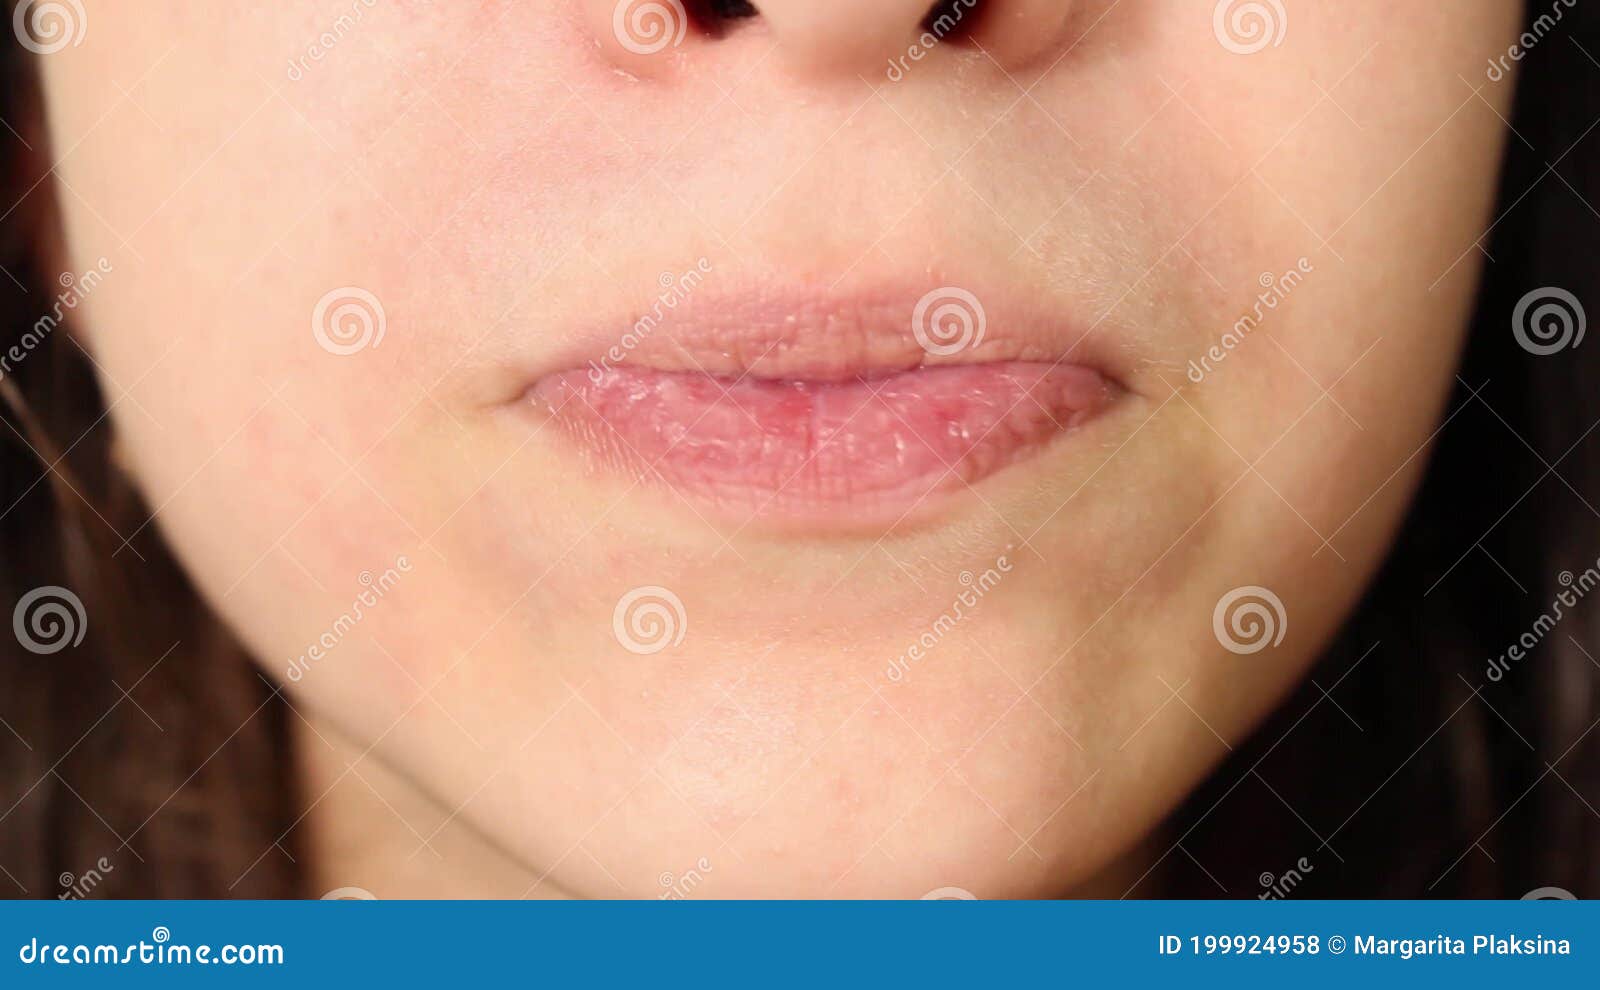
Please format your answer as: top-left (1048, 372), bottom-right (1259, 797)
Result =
top-left (512, 282), bottom-right (1128, 524)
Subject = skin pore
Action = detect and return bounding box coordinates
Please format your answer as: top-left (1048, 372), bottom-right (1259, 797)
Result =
top-left (34, 1), bottom-right (1518, 897)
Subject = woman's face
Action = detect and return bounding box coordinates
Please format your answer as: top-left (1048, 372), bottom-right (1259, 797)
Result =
top-left (36, 0), bottom-right (1519, 897)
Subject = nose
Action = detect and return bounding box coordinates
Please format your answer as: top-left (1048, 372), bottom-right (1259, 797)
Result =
top-left (588, 0), bottom-right (1077, 79)
top-left (760, 0), bottom-right (968, 75)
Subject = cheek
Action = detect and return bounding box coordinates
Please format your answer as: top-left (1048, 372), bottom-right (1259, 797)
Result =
top-left (30, 0), bottom-right (1523, 898)
top-left (39, 1), bottom-right (611, 391)
top-left (1145, 2), bottom-right (1514, 483)
top-left (34, 3), bottom-right (611, 562)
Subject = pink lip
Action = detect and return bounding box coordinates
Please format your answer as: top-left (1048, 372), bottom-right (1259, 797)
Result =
top-left (519, 285), bottom-right (1124, 522)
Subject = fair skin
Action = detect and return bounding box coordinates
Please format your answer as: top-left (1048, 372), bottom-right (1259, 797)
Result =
top-left (37, 1), bottom-right (1517, 897)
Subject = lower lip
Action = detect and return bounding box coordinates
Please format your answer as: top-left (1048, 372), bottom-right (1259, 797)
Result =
top-left (529, 362), bottom-right (1116, 518)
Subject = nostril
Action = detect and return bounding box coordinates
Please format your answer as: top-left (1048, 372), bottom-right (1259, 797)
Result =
top-left (685, 0), bottom-right (760, 37)
top-left (920, 0), bottom-right (985, 44)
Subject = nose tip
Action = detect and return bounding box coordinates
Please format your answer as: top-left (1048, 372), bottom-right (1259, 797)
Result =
top-left (585, 0), bottom-right (1077, 80)
top-left (960, 0), bottom-right (1080, 70)
top-left (588, 0), bottom-right (700, 76)
top-left (758, 0), bottom-right (947, 76)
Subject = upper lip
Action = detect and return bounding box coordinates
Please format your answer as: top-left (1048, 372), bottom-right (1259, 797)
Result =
top-left (508, 277), bottom-right (1134, 394)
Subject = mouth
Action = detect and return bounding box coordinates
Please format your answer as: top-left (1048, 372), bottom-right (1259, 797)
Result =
top-left (514, 285), bottom-right (1126, 524)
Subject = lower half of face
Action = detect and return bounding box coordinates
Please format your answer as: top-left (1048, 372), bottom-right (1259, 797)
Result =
top-left (39, 0), bottom-right (1518, 895)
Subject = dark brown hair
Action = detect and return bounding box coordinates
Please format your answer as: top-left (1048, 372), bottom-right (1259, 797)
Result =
top-left (0, 19), bottom-right (304, 896)
top-left (1165, 0), bottom-right (1600, 898)
top-left (0, 2), bottom-right (1595, 899)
